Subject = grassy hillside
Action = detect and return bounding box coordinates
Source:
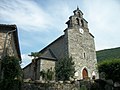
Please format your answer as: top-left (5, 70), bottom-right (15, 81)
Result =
top-left (96, 47), bottom-right (120, 62)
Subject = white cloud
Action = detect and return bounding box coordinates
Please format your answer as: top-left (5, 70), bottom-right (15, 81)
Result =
top-left (0, 0), bottom-right (73, 32)
top-left (0, 0), bottom-right (53, 31)
top-left (21, 54), bottom-right (32, 68)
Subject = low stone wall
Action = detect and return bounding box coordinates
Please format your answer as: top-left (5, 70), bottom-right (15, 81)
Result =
top-left (21, 79), bottom-right (120, 90)
top-left (22, 81), bottom-right (78, 90)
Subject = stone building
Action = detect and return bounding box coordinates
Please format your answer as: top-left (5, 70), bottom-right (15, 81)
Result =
top-left (0, 24), bottom-right (21, 75)
top-left (23, 7), bottom-right (99, 80)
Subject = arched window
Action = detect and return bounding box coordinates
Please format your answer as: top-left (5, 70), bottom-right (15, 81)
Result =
top-left (82, 68), bottom-right (88, 79)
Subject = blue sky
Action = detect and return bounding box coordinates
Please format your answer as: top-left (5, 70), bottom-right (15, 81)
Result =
top-left (0, 0), bottom-right (120, 68)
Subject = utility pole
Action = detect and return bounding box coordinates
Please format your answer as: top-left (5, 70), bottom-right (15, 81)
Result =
top-left (0, 29), bottom-right (16, 80)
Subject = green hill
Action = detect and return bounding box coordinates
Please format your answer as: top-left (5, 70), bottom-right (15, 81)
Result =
top-left (96, 47), bottom-right (120, 62)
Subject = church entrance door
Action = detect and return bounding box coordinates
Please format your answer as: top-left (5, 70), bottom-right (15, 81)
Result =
top-left (82, 68), bottom-right (88, 79)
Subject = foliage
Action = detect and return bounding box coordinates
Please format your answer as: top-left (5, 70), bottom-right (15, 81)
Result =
top-left (28, 52), bottom-right (41, 59)
top-left (40, 68), bottom-right (54, 81)
top-left (98, 59), bottom-right (120, 82)
top-left (0, 55), bottom-right (22, 90)
top-left (40, 69), bottom-right (46, 80)
top-left (96, 47), bottom-right (120, 62)
top-left (55, 56), bottom-right (75, 81)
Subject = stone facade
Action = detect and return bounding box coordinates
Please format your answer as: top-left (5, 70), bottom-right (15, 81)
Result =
top-left (64, 7), bottom-right (99, 79)
top-left (0, 24), bottom-right (21, 76)
top-left (23, 7), bottom-right (99, 80)
top-left (0, 24), bottom-right (21, 59)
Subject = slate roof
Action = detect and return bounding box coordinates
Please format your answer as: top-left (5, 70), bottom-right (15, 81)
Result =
top-left (39, 49), bottom-right (57, 60)
top-left (37, 35), bottom-right (64, 60)
top-left (39, 35), bottom-right (64, 54)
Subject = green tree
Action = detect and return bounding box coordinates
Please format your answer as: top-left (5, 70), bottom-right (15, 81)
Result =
top-left (98, 59), bottom-right (120, 82)
top-left (0, 55), bottom-right (22, 90)
top-left (55, 56), bottom-right (75, 81)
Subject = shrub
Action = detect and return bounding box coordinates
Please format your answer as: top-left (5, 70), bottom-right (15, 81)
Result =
top-left (0, 56), bottom-right (22, 90)
top-left (98, 59), bottom-right (120, 82)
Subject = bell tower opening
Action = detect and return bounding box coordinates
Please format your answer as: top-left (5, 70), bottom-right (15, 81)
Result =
top-left (81, 19), bottom-right (84, 27)
top-left (82, 68), bottom-right (88, 79)
top-left (76, 18), bottom-right (80, 25)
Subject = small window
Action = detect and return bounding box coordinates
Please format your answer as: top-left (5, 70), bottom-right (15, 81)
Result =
top-left (84, 53), bottom-right (85, 58)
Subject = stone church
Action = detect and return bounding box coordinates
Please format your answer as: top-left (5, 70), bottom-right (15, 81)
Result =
top-left (23, 7), bottom-right (99, 80)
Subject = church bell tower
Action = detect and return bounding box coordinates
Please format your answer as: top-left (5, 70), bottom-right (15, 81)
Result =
top-left (64, 7), bottom-right (99, 80)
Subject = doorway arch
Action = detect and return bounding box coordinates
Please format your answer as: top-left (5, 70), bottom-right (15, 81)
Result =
top-left (82, 68), bottom-right (88, 79)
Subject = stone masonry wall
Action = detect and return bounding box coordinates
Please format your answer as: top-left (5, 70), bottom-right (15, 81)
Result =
top-left (22, 79), bottom-right (117, 90)
top-left (0, 32), bottom-right (6, 57)
top-left (40, 59), bottom-right (55, 71)
top-left (64, 27), bottom-right (99, 80)
top-left (39, 59), bottom-right (55, 80)
top-left (0, 30), bottom-right (17, 58)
